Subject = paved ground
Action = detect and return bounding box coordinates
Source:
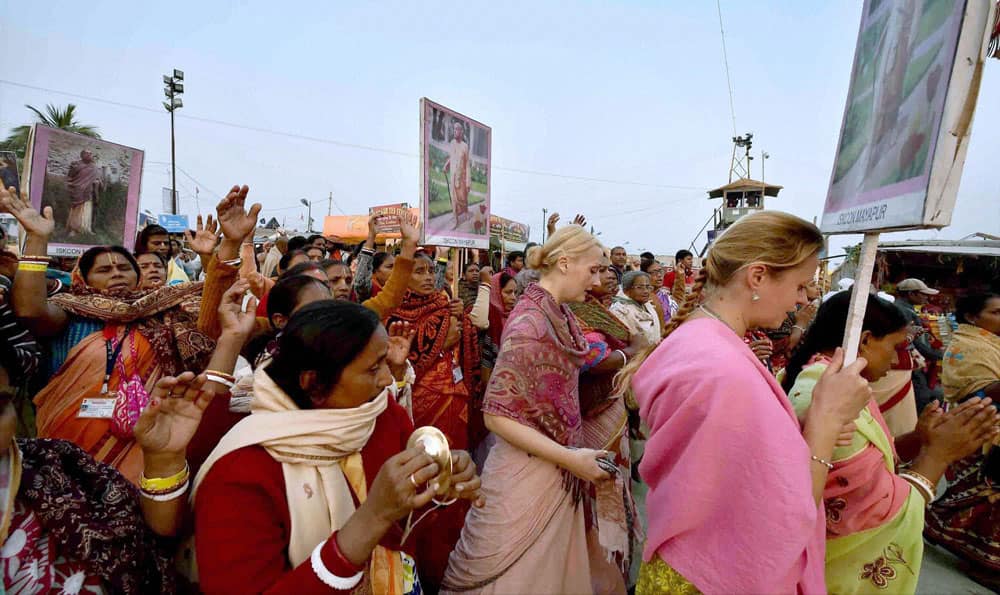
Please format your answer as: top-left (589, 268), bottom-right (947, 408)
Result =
top-left (917, 541), bottom-right (996, 594)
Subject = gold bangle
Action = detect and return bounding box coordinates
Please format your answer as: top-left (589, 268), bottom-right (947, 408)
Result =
top-left (19, 255), bottom-right (50, 262)
top-left (17, 262), bottom-right (48, 273)
top-left (140, 462), bottom-right (190, 493)
top-left (810, 454), bottom-right (834, 470)
top-left (204, 369), bottom-right (236, 383)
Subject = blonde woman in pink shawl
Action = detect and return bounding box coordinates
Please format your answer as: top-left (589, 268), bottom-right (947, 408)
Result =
top-left (441, 225), bottom-right (616, 594)
top-left (616, 211), bottom-right (875, 594)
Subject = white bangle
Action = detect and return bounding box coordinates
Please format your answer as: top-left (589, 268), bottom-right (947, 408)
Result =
top-left (614, 349), bottom-right (628, 366)
top-left (205, 374), bottom-right (235, 390)
top-left (140, 480), bottom-right (190, 502)
top-left (310, 541), bottom-right (364, 590)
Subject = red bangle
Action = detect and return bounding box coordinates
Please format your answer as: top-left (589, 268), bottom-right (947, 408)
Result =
top-left (329, 531), bottom-right (366, 574)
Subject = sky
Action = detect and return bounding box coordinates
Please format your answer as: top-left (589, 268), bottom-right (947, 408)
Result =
top-left (1, 0), bottom-right (998, 262)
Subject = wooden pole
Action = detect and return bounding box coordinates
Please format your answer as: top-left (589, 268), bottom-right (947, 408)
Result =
top-left (841, 233), bottom-right (880, 365)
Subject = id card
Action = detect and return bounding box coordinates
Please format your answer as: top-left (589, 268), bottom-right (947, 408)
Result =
top-left (452, 365), bottom-right (464, 384)
top-left (78, 398), bottom-right (116, 419)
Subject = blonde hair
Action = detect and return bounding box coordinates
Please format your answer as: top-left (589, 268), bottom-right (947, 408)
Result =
top-left (614, 210), bottom-right (823, 396)
top-left (528, 225), bottom-right (602, 275)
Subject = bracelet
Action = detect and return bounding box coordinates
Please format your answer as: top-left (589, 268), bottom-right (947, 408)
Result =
top-left (793, 325), bottom-right (808, 333)
top-left (810, 454), bottom-right (834, 470)
top-left (20, 255), bottom-right (50, 262)
top-left (614, 349), bottom-right (628, 366)
top-left (204, 370), bottom-right (236, 383)
top-left (900, 470), bottom-right (935, 503)
top-left (221, 258), bottom-right (242, 268)
top-left (17, 262), bottom-right (47, 273)
top-left (140, 462), bottom-right (190, 493)
top-left (205, 374), bottom-right (235, 390)
top-left (327, 532), bottom-right (365, 574)
top-left (140, 480), bottom-right (189, 501)
top-left (432, 496), bottom-right (458, 507)
top-left (311, 541), bottom-right (364, 590)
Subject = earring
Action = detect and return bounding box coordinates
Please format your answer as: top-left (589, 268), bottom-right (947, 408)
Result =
top-left (752, 293), bottom-right (760, 302)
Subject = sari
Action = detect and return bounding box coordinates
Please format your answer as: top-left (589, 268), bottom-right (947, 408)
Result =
top-left (387, 290), bottom-right (480, 450)
top-left (871, 347), bottom-right (918, 437)
top-left (788, 359), bottom-right (924, 595)
top-left (571, 293), bottom-right (639, 591)
top-left (924, 323), bottom-right (1000, 580)
top-left (33, 282), bottom-right (214, 483)
top-left (442, 284), bottom-right (598, 594)
top-left (1, 438), bottom-right (176, 594)
top-left (633, 318), bottom-right (826, 594)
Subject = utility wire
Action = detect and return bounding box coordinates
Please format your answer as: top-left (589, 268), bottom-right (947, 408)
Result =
top-left (716, 0), bottom-right (738, 136)
top-left (0, 79), bottom-right (707, 192)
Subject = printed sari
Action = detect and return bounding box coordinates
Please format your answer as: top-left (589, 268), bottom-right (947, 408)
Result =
top-left (442, 284), bottom-right (600, 594)
top-left (387, 290), bottom-right (480, 450)
top-left (788, 359), bottom-right (924, 595)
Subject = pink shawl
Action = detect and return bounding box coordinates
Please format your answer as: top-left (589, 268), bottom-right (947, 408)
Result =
top-left (633, 318), bottom-right (827, 594)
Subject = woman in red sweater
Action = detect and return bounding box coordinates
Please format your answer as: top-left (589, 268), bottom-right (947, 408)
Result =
top-left (193, 300), bottom-right (483, 594)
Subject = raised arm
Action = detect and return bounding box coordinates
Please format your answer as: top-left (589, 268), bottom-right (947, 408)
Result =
top-left (362, 214), bottom-right (418, 318)
top-left (0, 186), bottom-right (68, 337)
top-left (353, 215), bottom-right (378, 302)
top-left (468, 267), bottom-right (492, 330)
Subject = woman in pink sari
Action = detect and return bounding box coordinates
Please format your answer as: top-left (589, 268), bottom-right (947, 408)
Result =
top-left (442, 225), bottom-right (613, 594)
top-left (616, 211), bottom-right (874, 594)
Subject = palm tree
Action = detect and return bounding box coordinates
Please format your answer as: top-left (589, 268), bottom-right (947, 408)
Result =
top-left (1, 104), bottom-right (101, 160)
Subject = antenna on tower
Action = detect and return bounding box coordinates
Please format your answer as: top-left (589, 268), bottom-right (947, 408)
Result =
top-left (728, 132), bottom-right (754, 183)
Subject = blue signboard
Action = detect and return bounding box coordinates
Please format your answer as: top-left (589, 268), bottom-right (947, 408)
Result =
top-left (158, 214), bottom-right (189, 234)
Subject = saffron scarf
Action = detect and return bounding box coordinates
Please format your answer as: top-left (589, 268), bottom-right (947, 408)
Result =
top-left (568, 292), bottom-right (631, 350)
top-left (388, 290), bottom-right (480, 397)
top-left (942, 323), bottom-right (1000, 402)
top-left (192, 367), bottom-right (405, 592)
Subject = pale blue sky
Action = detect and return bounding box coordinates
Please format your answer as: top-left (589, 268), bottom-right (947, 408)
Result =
top-left (1, 1), bottom-right (997, 260)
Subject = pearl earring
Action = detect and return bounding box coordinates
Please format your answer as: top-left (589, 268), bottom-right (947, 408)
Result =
top-left (752, 293), bottom-right (760, 302)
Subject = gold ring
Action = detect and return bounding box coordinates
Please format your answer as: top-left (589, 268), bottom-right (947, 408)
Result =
top-left (409, 473), bottom-right (419, 489)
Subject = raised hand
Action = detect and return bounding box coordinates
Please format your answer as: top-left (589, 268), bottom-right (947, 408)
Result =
top-left (386, 321), bottom-right (416, 369)
top-left (0, 186), bottom-right (54, 238)
top-left (546, 212), bottom-right (560, 237)
top-left (184, 214), bottom-right (220, 257)
top-left (218, 280), bottom-right (258, 340)
top-left (399, 212), bottom-right (419, 245)
top-left (924, 397), bottom-right (1000, 463)
top-left (572, 214), bottom-right (587, 228)
top-left (810, 347), bottom-right (872, 427)
top-left (134, 372), bottom-right (213, 457)
top-left (216, 185), bottom-right (262, 242)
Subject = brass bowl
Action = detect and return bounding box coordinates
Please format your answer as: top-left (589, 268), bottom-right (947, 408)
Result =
top-left (406, 426), bottom-right (452, 493)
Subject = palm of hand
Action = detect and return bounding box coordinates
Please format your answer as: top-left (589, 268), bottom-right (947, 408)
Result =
top-left (387, 336), bottom-right (413, 368)
top-left (190, 229), bottom-right (217, 255)
top-left (134, 397), bottom-right (205, 455)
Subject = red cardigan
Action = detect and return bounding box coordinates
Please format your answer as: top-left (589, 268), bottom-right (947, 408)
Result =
top-left (195, 400), bottom-right (422, 594)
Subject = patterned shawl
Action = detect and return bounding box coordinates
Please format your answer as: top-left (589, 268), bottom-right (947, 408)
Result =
top-left (50, 282), bottom-right (215, 376)
top-left (942, 323), bottom-right (1000, 401)
top-left (568, 292), bottom-right (630, 351)
top-left (12, 438), bottom-right (176, 594)
top-left (487, 272), bottom-right (512, 346)
top-left (388, 290), bottom-right (480, 396)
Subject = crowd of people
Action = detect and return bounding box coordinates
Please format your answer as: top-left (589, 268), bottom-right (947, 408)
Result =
top-left (0, 182), bottom-right (996, 594)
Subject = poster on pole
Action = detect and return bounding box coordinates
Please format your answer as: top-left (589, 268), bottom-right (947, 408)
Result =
top-left (420, 98), bottom-right (491, 248)
top-left (489, 215), bottom-right (530, 246)
top-left (23, 125), bottom-right (144, 256)
top-left (369, 202), bottom-right (410, 235)
top-left (821, 0), bottom-right (995, 235)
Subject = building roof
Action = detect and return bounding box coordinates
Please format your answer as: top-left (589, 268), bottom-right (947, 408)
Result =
top-left (878, 238), bottom-right (1000, 258)
top-left (707, 178), bottom-right (784, 199)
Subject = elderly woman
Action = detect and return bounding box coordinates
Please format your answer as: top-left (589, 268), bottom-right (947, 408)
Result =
top-left (610, 271), bottom-right (661, 348)
top-left (925, 293), bottom-right (1000, 589)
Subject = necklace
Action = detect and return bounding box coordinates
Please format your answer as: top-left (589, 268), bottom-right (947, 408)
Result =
top-left (698, 304), bottom-right (738, 335)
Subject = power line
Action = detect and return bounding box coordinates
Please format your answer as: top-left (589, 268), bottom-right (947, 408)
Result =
top-left (716, 0), bottom-right (738, 136)
top-left (0, 79), bottom-right (707, 192)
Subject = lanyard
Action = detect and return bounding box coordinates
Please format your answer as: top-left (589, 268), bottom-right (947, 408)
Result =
top-left (101, 326), bottom-right (129, 395)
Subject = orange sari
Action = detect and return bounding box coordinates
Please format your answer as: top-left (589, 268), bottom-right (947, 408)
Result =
top-left (34, 329), bottom-right (157, 484)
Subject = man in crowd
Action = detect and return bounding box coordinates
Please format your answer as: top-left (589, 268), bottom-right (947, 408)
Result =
top-left (136, 224), bottom-right (189, 285)
top-left (664, 249), bottom-right (695, 302)
top-left (261, 236), bottom-right (287, 278)
top-left (894, 278), bottom-right (944, 411)
top-left (610, 246), bottom-right (628, 284)
top-left (503, 251), bottom-right (524, 278)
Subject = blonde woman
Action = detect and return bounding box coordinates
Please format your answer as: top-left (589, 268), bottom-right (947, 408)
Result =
top-left (617, 211), bottom-right (874, 594)
top-left (442, 225), bottom-right (616, 594)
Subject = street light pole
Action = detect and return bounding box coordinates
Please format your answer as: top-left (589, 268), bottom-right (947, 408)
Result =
top-left (542, 208), bottom-right (548, 243)
top-left (301, 198), bottom-right (312, 232)
top-left (162, 69), bottom-right (184, 215)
